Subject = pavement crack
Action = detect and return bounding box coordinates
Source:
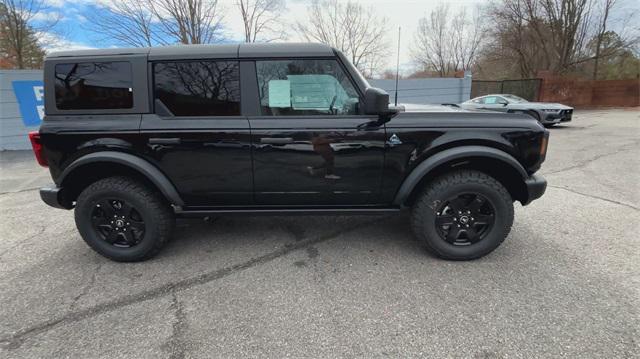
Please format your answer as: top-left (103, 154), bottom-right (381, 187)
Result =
top-left (0, 215), bottom-right (391, 350)
top-left (0, 187), bottom-right (40, 196)
top-left (548, 185), bottom-right (639, 211)
top-left (69, 260), bottom-right (103, 311)
top-left (0, 225), bottom-right (46, 260)
top-left (162, 293), bottom-right (188, 359)
top-left (545, 142), bottom-right (640, 176)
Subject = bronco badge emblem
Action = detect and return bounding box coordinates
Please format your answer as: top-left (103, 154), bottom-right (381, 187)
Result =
top-left (388, 133), bottom-right (402, 146)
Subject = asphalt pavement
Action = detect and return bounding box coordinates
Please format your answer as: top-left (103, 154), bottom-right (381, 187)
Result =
top-left (0, 109), bottom-right (638, 358)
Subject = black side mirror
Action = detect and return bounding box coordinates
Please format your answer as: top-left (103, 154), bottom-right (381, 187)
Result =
top-left (364, 87), bottom-right (391, 115)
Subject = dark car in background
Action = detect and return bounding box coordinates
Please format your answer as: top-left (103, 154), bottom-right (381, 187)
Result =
top-left (460, 94), bottom-right (573, 127)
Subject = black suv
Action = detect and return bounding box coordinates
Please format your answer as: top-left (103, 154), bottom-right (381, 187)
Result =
top-left (31, 43), bottom-right (548, 262)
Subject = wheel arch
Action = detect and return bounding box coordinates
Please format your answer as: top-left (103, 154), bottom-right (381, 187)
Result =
top-left (394, 146), bottom-right (529, 207)
top-left (57, 151), bottom-right (184, 207)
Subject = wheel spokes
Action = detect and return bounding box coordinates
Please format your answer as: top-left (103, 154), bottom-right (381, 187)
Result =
top-left (436, 192), bottom-right (496, 245)
top-left (474, 214), bottom-right (494, 225)
top-left (464, 226), bottom-right (479, 241)
top-left (435, 215), bottom-right (455, 227)
top-left (122, 230), bottom-right (136, 245)
top-left (91, 198), bottom-right (145, 247)
top-left (97, 200), bottom-right (117, 218)
top-left (467, 196), bottom-right (486, 212)
top-left (448, 197), bottom-right (467, 213)
top-left (446, 226), bottom-right (461, 243)
top-left (104, 231), bottom-right (119, 244)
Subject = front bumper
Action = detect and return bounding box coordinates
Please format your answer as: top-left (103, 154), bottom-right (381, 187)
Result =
top-left (542, 109), bottom-right (573, 124)
top-left (522, 174), bottom-right (547, 205)
top-left (40, 186), bottom-right (72, 209)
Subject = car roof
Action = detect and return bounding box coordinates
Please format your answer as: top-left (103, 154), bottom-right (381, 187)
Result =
top-left (46, 43), bottom-right (336, 60)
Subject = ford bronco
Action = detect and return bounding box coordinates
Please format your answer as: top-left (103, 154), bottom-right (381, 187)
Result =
top-left (31, 43), bottom-right (548, 262)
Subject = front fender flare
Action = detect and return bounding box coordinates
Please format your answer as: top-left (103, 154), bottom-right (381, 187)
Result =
top-left (57, 151), bottom-right (184, 206)
top-left (392, 146), bottom-right (527, 206)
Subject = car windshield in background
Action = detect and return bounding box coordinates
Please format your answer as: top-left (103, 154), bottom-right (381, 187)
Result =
top-left (504, 95), bottom-right (528, 103)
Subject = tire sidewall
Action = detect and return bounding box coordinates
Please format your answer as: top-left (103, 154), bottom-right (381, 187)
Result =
top-left (417, 180), bottom-right (513, 259)
top-left (75, 186), bottom-right (163, 261)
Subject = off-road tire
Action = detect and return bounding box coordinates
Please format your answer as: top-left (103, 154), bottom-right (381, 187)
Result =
top-left (75, 176), bottom-right (174, 262)
top-left (411, 170), bottom-right (514, 260)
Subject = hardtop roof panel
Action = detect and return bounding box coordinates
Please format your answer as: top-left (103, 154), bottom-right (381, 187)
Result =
top-left (238, 43), bottom-right (334, 58)
top-left (46, 43), bottom-right (336, 61)
top-left (148, 44), bottom-right (239, 60)
top-left (46, 47), bottom-right (150, 58)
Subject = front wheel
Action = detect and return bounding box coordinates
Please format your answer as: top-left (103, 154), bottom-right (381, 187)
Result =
top-left (411, 170), bottom-right (514, 260)
top-left (75, 176), bottom-right (174, 262)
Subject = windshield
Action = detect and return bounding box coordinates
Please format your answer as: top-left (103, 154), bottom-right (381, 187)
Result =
top-left (503, 94), bottom-right (528, 103)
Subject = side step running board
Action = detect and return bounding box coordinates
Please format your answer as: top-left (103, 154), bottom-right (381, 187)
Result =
top-left (175, 207), bottom-right (403, 217)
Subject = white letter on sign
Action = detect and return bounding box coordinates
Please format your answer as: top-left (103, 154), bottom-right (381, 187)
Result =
top-left (33, 86), bottom-right (44, 102)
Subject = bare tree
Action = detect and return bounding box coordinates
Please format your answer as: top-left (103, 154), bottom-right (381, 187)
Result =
top-left (87, 0), bottom-right (158, 47)
top-left (236, 0), bottom-right (286, 42)
top-left (592, 0), bottom-right (616, 79)
top-left (0, 0), bottom-right (58, 68)
top-left (296, 0), bottom-right (388, 77)
top-left (86, 0), bottom-right (225, 47)
top-left (149, 0), bottom-right (224, 44)
top-left (481, 0), bottom-right (638, 78)
top-left (412, 4), bottom-right (484, 76)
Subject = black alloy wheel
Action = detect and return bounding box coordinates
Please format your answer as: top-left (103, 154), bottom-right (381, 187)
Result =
top-left (91, 199), bottom-right (145, 247)
top-left (410, 170), bottom-right (514, 260)
top-left (75, 176), bottom-right (174, 261)
top-left (434, 193), bottom-right (495, 245)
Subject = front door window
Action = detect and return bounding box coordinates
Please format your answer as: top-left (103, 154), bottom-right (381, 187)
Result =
top-left (256, 59), bottom-right (360, 116)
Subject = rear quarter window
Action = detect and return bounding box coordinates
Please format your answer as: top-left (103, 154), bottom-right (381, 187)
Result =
top-left (54, 61), bottom-right (133, 110)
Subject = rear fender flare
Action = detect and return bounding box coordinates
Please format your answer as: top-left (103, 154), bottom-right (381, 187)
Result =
top-left (393, 146), bottom-right (527, 206)
top-left (57, 151), bottom-right (184, 206)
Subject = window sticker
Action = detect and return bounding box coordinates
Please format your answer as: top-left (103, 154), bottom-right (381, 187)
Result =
top-left (268, 80), bottom-right (291, 108)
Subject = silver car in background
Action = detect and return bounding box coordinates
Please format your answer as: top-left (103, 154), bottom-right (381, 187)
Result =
top-left (460, 94), bottom-right (573, 127)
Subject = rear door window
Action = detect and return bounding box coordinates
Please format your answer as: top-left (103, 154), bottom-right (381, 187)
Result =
top-left (153, 61), bottom-right (241, 116)
top-left (54, 62), bottom-right (133, 110)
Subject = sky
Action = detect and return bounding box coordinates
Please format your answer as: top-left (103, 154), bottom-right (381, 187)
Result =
top-left (35, 0), bottom-right (640, 74)
top-left (35, 0), bottom-right (489, 73)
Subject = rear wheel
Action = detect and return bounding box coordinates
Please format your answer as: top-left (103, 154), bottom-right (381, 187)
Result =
top-left (411, 170), bottom-right (514, 260)
top-left (75, 176), bottom-right (174, 262)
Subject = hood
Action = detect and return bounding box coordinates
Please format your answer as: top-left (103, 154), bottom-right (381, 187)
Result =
top-left (396, 103), bottom-right (469, 113)
top-left (512, 102), bottom-right (573, 110)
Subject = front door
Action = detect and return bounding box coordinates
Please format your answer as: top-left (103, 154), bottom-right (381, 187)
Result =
top-left (248, 59), bottom-right (386, 205)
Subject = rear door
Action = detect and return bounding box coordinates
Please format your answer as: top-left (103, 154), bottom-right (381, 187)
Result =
top-left (140, 60), bottom-right (253, 206)
top-left (246, 58), bottom-right (386, 205)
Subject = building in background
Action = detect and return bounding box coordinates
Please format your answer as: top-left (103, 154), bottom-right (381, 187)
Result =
top-left (1, 70), bottom-right (44, 150)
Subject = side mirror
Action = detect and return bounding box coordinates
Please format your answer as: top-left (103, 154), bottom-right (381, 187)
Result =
top-left (364, 87), bottom-right (391, 115)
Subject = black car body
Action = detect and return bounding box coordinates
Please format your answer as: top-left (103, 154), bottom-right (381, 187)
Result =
top-left (33, 43), bottom-right (548, 261)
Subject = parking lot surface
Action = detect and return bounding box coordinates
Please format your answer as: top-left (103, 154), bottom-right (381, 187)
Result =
top-left (0, 109), bottom-right (638, 358)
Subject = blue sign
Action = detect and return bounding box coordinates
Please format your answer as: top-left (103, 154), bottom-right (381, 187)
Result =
top-left (12, 80), bottom-right (45, 127)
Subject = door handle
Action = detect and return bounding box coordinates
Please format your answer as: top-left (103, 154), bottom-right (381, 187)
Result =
top-left (149, 138), bottom-right (181, 145)
top-left (260, 137), bottom-right (294, 145)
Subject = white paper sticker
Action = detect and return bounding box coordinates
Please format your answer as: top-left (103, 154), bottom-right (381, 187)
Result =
top-left (268, 80), bottom-right (291, 108)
